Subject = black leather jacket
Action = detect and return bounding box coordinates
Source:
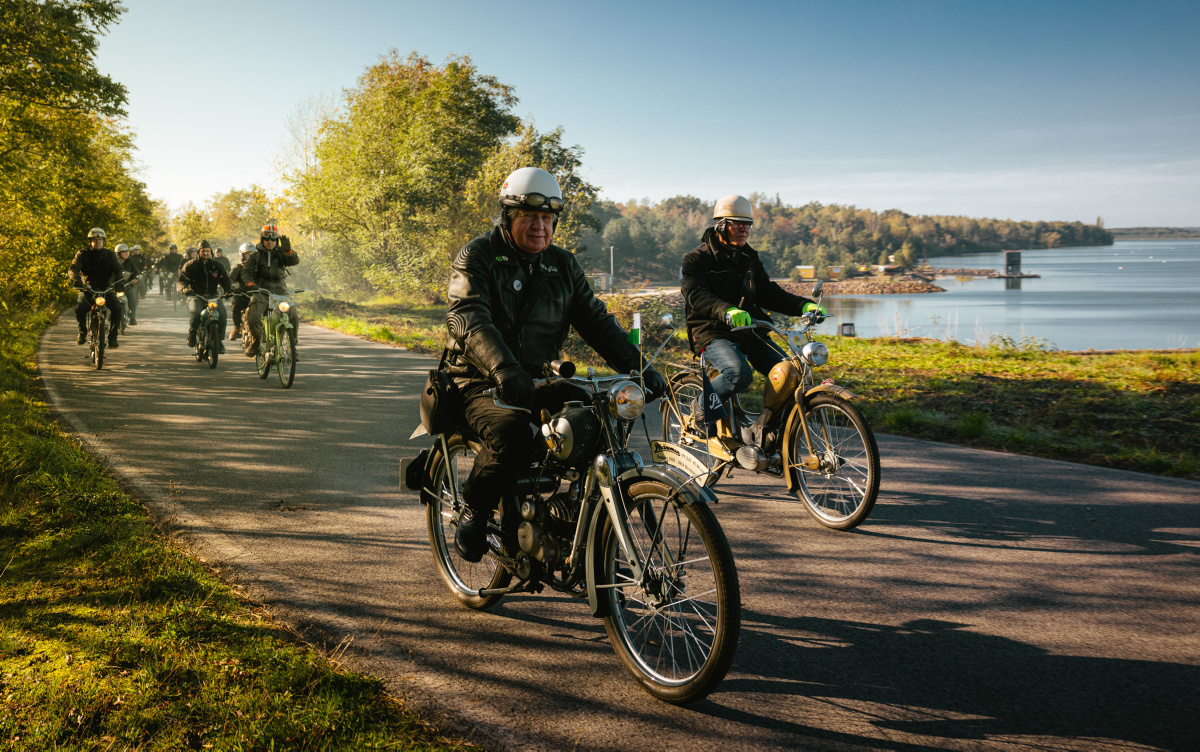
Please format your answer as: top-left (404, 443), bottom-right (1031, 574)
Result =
top-left (68, 247), bottom-right (126, 291)
top-left (177, 257), bottom-right (231, 297)
top-left (445, 227), bottom-right (642, 385)
top-left (682, 228), bottom-right (812, 353)
top-left (244, 243), bottom-right (299, 294)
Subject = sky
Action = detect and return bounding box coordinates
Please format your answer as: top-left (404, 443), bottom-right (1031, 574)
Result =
top-left (94, 0), bottom-right (1200, 227)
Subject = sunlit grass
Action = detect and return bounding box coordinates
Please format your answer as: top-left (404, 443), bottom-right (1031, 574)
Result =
top-left (0, 309), bottom-right (478, 750)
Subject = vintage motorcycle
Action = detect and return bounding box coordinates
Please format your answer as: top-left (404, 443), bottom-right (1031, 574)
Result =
top-left (250, 288), bottom-right (305, 388)
top-left (74, 283), bottom-right (120, 370)
top-left (660, 280), bottom-right (881, 530)
top-left (186, 294), bottom-right (223, 369)
top-left (402, 332), bottom-right (741, 704)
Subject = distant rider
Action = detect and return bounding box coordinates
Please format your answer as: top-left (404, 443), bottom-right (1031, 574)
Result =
top-left (242, 225), bottom-right (300, 358)
top-left (68, 227), bottom-right (126, 349)
top-left (443, 167), bottom-right (668, 562)
top-left (129, 244), bottom-right (151, 297)
top-left (177, 239), bottom-right (231, 352)
top-left (155, 243), bottom-right (183, 294)
top-left (115, 243), bottom-right (142, 326)
top-left (682, 194), bottom-right (822, 445)
top-left (228, 242), bottom-right (254, 341)
top-left (214, 247), bottom-right (232, 275)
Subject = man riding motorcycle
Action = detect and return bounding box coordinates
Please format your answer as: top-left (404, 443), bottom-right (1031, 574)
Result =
top-left (155, 243), bottom-right (183, 294)
top-left (242, 225), bottom-right (300, 358)
top-left (68, 228), bottom-right (126, 348)
top-left (177, 239), bottom-right (231, 351)
top-left (681, 194), bottom-right (823, 446)
top-left (228, 242), bottom-right (254, 340)
top-left (129, 244), bottom-right (151, 298)
top-left (115, 243), bottom-right (142, 326)
top-left (444, 166), bottom-right (668, 562)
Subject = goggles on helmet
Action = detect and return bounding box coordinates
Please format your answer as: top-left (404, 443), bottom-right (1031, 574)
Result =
top-left (501, 192), bottom-right (564, 213)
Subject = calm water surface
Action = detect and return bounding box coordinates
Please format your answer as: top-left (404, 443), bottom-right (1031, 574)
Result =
top-left (825, 239), bottom-right (1200, 351)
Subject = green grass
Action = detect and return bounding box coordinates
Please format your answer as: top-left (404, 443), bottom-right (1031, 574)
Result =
top-left (310, 295), bottom-right (1200, 480)
top-left (0, 309), bottom-right (478, 750)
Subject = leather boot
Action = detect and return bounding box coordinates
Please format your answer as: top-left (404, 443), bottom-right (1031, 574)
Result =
top-left (454, 507), bottom-right (490, 563)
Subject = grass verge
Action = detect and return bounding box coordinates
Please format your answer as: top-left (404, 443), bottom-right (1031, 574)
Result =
top-left (310, 296), bottom-right (1199, 480)
top-left (1, 308), bottom-right (478, 750)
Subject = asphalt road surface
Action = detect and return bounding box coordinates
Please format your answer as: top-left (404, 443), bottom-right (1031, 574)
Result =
top-left (39, 291), bottom-right (1200, 751)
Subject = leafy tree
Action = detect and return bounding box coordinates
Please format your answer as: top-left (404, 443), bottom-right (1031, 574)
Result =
top-left (0, 1), bottom-right (157, 307)
top-left (292, 51), bottom-right (519, 300)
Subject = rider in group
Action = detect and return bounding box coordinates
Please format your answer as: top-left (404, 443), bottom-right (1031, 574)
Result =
top-left (155, 243), bottom-right (183, 293)
top-left (241, 225), bottom-right (300, 358)
top-left (115, 243), bottom-right (142, 326)
top-left (69, 227), bottom-right (126, 349)
top-left (228, 242), bottom-right (255, 341)
top-left (681, 194), bottom-right (823, 447)
top-left (177, 239), bottom-right (231, 352)
top-left (441, 167), bottom-right (668, 562)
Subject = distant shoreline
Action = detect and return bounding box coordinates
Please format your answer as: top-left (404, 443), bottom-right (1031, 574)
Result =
top-left (1109, 227), bottom-right (1200, 240)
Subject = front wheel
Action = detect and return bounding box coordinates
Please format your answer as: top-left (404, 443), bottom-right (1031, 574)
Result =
top-left (425, 436), bottom-right (511, 610)
top-left (92, 311), bottom-right (105, 370)
top-left (789, 395), bottom-right (880, 530)
top-left (255, 327), bottom-right (270, 379)
top-left (599, 480), bottom-right (740, 704)
top-left (277, 328), bottom-right (295, 388)
top-left (207, 322), bottom-right (219, 368)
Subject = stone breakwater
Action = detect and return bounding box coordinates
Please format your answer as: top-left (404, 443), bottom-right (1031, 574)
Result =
top-left (780, 278), bottom-right (946, 295)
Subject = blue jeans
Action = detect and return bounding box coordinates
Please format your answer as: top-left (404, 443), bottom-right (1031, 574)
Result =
top-left (703, 336), bottom-right (786, 400)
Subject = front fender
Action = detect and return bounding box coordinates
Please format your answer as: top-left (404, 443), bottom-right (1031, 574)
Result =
top-left (797, 382), bottom-right (858, 404)
top-left (616, 464), bottom-right (719, 505)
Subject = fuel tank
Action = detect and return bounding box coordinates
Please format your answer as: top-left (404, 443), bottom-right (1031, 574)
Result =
top-left (764, 359), bottom-right (801, 411)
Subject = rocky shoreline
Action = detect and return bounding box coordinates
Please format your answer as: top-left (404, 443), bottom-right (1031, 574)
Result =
top-left (780, 278), bottom-right (946, 295)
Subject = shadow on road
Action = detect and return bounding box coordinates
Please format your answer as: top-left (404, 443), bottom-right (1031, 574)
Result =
top-left (703, 612), bottom-right (1198, 751)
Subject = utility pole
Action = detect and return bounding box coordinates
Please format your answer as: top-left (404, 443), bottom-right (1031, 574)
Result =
top-left (610, 246), bottom-right (614, 277)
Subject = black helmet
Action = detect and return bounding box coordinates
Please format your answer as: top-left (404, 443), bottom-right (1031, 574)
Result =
top-left (197, 239), bottom-right (212, 250)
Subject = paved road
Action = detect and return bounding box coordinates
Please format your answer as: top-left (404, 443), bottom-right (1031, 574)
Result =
top-left (40, 292), bottom-right (1200, 751)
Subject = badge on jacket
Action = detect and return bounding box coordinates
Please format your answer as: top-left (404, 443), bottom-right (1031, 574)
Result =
top-left (513, 279), bottom-right (523, 291)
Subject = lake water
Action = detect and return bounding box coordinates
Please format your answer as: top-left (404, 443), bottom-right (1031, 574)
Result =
top-left (825, 239), bottom-right (1200, 351)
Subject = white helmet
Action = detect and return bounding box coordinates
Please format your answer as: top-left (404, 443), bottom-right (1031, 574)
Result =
top-left (713, 194), bottom-right (754, 223)
top-left (499, 167), bottom-right (564, 214)
top-left (87, 227), bottom-right (106, 239)
top-left (238, 242), bottom-right (254, 256)
top-left (115, 243), bottom-right (129, 254)
top-left (131, 244), bottom-right (142, 252)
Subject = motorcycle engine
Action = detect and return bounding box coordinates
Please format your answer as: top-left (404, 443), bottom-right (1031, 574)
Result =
top-left (516, 488), bottom-right (577, 570)
top-left (541, 401), bottom-right (600, 469)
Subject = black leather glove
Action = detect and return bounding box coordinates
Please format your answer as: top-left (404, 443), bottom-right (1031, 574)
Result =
top-left (641, 366), bottom-right (668, 402)
top-left (495, 366), bottom-right (534, 406)
top-left (279, 235), bottom-right (291, 252)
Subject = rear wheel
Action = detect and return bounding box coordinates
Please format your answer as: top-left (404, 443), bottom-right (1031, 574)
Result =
top-left (277, 329), bottom-right (295, 388)
top-left (789, 395), bottom-right (880, 530)
top-left (599, 480), bottom-right (740, 704)
top-left (425, 436), bottom-right (511, 610)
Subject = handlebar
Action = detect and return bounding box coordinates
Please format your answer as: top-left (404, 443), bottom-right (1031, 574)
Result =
top-left (731, 311), bottom-right (829, 336)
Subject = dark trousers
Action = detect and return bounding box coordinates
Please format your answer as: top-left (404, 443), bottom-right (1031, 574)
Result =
top-left (460, 380), bottom-right (588, 515)
top-left (75, 292), bottom-right (119, 342)
top-left (230, 296), bottom-right (248, 331)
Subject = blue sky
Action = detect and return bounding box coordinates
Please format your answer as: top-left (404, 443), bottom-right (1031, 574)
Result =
top-left (96, 0), bottom-right (1200, 226)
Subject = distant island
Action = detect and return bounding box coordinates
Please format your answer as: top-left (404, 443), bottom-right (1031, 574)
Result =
top-left (1110, 227), bottom-right (1200, 239)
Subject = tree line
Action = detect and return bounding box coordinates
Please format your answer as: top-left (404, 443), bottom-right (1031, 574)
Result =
top-left (1, 1), bottom-right (158, 307)
top-left (583, 196), bottom-right (1114, 283)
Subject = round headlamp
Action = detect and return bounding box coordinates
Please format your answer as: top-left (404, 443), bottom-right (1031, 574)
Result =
top-left (278, 301), bottom-right (290, 313)
top-left (608, 380), bottom-right (645, 421)
top-left (95, 297), bottom-right (106, 306)
top-left (207, 301), bottom-right (217, 310)
top-left (801, 342), bottom-right (830, 366)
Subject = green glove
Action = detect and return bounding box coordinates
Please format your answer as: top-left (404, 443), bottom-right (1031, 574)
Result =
top-left (724, 307), bottom-right (752, 327)
top-left (802, 302), bottom-right (827, 315)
